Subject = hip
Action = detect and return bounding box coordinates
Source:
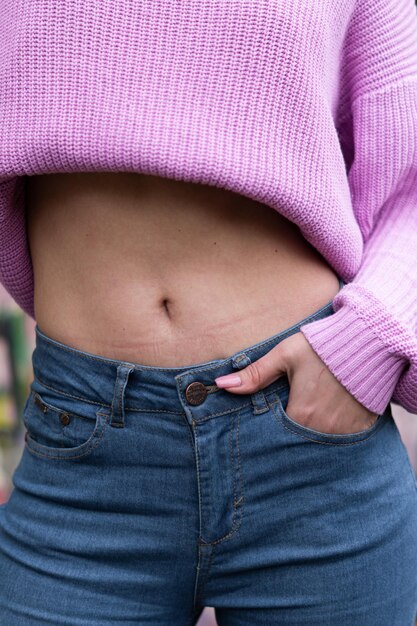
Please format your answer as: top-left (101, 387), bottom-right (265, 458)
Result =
top-left (1, 295), bottom-right (417, 624)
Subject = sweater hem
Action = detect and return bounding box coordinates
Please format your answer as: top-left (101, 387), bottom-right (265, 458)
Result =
top-left (299, 304), bottom-right (407, 415)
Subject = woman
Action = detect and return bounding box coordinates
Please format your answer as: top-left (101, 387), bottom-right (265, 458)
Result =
top-left (1, 1), bottom-right (417, 624)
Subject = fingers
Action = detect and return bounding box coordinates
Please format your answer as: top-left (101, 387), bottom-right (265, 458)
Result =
top-left (215, 345), bottom-right (286, 394)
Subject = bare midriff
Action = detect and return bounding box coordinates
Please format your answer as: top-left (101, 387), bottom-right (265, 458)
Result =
top-left (25, 172), bottom-right (341, 367)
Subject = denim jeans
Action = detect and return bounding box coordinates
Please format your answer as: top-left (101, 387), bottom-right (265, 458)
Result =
top-left (1, 277), bottom-right (417, 625)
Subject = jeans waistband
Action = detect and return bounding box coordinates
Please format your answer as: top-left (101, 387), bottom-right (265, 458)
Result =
top-left (32, 277), bottom-right (345, 422)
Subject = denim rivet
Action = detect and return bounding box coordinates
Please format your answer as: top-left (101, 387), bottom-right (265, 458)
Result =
top-left (34, 395), bottom-right (48, 413)
top-left (60, 412), bottom-right (71, 426)
top-left (185, 382), bottom-right (208, 406)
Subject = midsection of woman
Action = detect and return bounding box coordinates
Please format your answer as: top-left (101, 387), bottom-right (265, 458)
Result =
top-left (25, 171), bottom-right (341, 367)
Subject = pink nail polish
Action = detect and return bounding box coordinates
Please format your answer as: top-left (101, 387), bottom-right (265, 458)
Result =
top-left (215, 374), bottom-right (242, 388)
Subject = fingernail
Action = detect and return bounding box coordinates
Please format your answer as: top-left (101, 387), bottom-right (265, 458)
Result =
top-left (215, 374), bottom-right (242, 388)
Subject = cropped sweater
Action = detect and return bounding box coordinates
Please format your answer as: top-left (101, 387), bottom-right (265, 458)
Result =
top-left (1, 0), bottom-right (417, 416)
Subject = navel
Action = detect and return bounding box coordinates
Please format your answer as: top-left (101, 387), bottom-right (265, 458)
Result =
top-left (161, 297), bottom-right (172, 319)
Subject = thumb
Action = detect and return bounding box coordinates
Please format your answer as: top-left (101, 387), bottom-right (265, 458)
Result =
top-left (215, 346), bottom-right (287, 394)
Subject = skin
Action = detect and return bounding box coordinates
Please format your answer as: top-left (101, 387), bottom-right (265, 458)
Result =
top-left (25, 170), bottom-right (376, 435)
top-left (215, 331), bottom-right (380, 435)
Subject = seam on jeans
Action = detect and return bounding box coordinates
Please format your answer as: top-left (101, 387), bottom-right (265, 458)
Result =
top-left (236, 409), bottom-right (244, 515)
top-left (34, 375), bottom-right (110, 407)
top-left (118, 377), bottom-right (123, 423)
top-left (34, 373), bottom-right (286, 419)
top-left (194, 544), bottom-right (216, 608)
top-left (30, 390), bottom-right (95, 423)
top-left (116, 366), bottom-right (134, 425)
top-left (192, 421), bottom-right (204, 545)
top-left (124, 406), bottom-right (184, 415)
top-left (230, 411), bottom-right (237, 526)
top-left (198, 411), bottom-right (243, 546)
top-left (24, 409), bottom-right (109, 460)
top-left (33, 375), bottom-right (184, 415)
top-left (183, 414), bottom-right (204, 616)
top-left (183, 413), bottom-right (197, 460)
top-left (271, 400), bottom-right (387, 446)
top-left (394, 428), bottom-right (417, 508)
top-left (230, 409), bottom-right (244, 514)
top-left (191, 401), bottom-right (253, 423)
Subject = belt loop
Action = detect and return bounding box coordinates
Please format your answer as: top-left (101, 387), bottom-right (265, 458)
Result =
top-left (231, 352), bottom-right (270, 415)
top-left (111, 363), bottom-right (135, 428)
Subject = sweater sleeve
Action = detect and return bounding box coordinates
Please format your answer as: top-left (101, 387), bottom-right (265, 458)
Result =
top-left (299, 0), bottom-right (417, 416)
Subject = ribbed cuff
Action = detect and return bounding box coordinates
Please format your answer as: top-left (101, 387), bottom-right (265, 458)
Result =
top-left (299, 304), bottom-right (406, 415)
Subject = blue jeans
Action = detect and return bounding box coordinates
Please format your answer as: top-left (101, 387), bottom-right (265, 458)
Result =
top-left (1, 277), bottom-right (417, 625)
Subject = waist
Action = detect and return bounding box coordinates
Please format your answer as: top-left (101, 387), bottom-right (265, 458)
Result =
top-left (26, 172), bottom-right (342, 366)
top-left (31, 280), bottom-right (344, 417)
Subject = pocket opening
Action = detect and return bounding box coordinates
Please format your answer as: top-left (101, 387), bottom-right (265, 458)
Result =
top-left (23, 389), bottom-right (110, 460)
top-left (271, 391), bottom-right (390, 446)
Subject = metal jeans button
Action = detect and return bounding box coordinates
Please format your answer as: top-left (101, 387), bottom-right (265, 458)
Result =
top-left (185, 382), bottom-right (208, 406)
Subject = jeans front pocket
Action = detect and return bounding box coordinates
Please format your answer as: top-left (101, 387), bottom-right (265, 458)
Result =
top-left (23, 381), bottom-right (111, 460)
top-left (271, 378), bottom-right (390, 446)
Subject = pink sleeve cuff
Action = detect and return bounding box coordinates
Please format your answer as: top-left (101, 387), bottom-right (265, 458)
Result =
top-left (299, 304), bottom-right (406, 415)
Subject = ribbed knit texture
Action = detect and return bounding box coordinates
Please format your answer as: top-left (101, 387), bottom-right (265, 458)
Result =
top-left (1, 0), bottom-right (417, 415)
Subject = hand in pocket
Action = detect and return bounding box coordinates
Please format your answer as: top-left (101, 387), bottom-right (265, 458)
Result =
top-left (215, 331), bottom-right (379, 435)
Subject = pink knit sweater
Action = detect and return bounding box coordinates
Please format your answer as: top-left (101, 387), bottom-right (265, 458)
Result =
top-left (1, 0), bottom-right (417, 416)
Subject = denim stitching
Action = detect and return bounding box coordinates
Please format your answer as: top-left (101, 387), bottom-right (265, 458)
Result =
top-left (181, 389), bottom-right (278, 424)
top-left (118, 375), bottom-right (123, 424)
top-left (193, 416), bottom-right (238, 544)
top-left (197, 410), bottom-right (243, 546)
top-left (33, 374), bottom-right (184, 415)
top-left (393, 427), bottom-right (417, 508)
top-left (229, 411), bottom-right (237, 527)
top-left (34, 372), bottom-right (280, 420)
top-left (194, 544), bottom-right (216, 609)
top-left (192, 419), bottom-right (204, 545)
top-left (25, 409), bottom-right (108, 460)
top-left (235, 409), bottom-right (244, 514)
top-left (24, 409), bottom-right (110, 460)
top-left (34, 375), bottom-right (110, 407)
top-left (31, 391), bottom-right (95, 423)
top-left (203, 547), bottom-right (216, 596)
top-left (271, 401), bottom-right (387, 446)
top-left (125, 407), bottom-right (183, 415)
top-left (34, 372), bottom-right (286, 418)
top-left (192, 401), bottom-right (253, 423)
top-left (117, 366), bottom-right (133, 425)
top-left (189, 417), bottom-right (205, 617)
top-left (182, 413), bottom-right (197, 460)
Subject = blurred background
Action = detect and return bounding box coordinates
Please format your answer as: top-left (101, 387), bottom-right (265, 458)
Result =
top-left (1, 284), bottom-right (417, 625)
